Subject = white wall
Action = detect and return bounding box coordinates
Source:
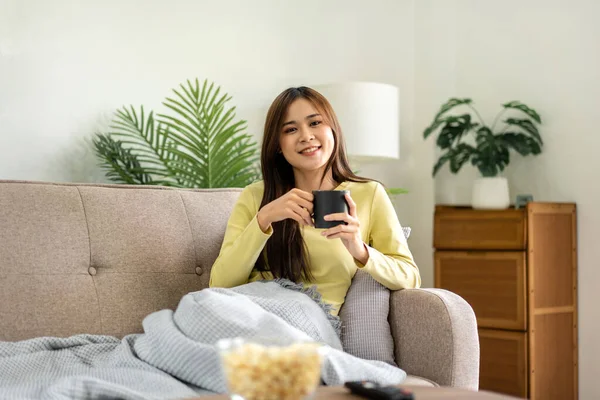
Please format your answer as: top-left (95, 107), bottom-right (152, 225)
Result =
top-left (418, 0), bottom-right (599, 397)
top-left (0, 0), bottom-right (434, 286)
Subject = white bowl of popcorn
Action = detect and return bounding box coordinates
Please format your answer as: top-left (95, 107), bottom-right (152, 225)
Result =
top-left (216, 337), bottom-right (324, 400)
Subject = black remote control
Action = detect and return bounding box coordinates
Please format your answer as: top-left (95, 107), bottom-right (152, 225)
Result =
top-left (344, 381), bottom-right (414, 400)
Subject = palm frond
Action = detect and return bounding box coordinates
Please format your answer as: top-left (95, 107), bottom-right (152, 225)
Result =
top-left (91, 133), bottom-right (153, 184)
top-left (157, 78), bottom-right (259, 187)
top-left (92, 78), bottom-right (260, 188)
top-left (105, 105), bottom-right (179, 185)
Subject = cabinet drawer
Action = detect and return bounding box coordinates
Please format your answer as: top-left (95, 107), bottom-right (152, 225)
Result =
top-left (435, 251), bottom-right (527, 330)
top-left (434, 206), bottom-right (526, 250)
top-left (479, 329), bottom-right (528, 399)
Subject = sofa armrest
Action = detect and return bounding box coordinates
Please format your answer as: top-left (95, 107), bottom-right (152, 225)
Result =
top-left (388, 288), bottom-right (480, 390)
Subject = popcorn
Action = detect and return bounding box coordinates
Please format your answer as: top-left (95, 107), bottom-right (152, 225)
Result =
top-left (218, 339), bottom-right (323, 400)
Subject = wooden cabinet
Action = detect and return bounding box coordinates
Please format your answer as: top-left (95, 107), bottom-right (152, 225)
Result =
top-left (433, 203), bottom-right (578, 400)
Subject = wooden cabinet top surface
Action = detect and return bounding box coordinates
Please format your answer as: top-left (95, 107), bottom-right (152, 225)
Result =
top-left (433, 202), bottom-right (575, 251)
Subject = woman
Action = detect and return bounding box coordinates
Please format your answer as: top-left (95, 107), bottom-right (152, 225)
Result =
top-left (209, 86), bottom-right (421, 316)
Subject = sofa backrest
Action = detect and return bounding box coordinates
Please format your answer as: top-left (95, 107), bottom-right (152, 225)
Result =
top-left (0, 180), bottom-right (242, 341)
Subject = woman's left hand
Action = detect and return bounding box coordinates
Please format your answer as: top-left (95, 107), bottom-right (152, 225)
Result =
top-left (321, 193), bottom-right (369, 265)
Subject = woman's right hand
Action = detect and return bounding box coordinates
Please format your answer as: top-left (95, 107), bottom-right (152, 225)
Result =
top-left (257, 188), bottom-right (314, 232)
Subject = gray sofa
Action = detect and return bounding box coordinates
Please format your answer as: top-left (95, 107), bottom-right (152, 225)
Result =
top-left (0, 180), bottom-right (479, 390)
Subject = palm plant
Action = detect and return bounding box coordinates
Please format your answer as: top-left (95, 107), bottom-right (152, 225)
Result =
top-left (92, 79), bottom-right (261, 188)
top-left (423, 98), bottom-right (543, 177)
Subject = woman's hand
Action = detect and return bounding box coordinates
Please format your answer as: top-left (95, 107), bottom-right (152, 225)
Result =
top-left (257, 188), bottom-right (314, 232)
top-left (320, 193), bottom-right (369, 265)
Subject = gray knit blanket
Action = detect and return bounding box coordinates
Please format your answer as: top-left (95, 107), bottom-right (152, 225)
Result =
top-left (0, 280), bottom-right (406, 399)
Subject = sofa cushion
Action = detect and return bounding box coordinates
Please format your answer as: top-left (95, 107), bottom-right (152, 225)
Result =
top-left (403, 375), bottom-right (438, 387)
top-left (0, 183), bottom-right (102, 341)
top-left (0, 180), bottom-right (243, 341)
top-left (77, 186), bottom-right (243, 337)
top-left (338, 227), bottom-right (411, 365)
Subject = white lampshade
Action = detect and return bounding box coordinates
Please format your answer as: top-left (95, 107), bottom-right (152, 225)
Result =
top-left (312, 81), bottom-right (400, 162)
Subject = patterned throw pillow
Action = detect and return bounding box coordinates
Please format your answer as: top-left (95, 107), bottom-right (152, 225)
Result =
top-left (338, 226), bottom-right (411, 366)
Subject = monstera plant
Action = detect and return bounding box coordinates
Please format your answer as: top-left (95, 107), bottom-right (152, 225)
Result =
top-left (93, 79), bottom-right (261, 188)
top-left (423, 98), bottom-right (543, 209)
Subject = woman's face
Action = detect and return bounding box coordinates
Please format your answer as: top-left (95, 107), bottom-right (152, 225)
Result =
top-left (278, 98), bottom-right (335, 174)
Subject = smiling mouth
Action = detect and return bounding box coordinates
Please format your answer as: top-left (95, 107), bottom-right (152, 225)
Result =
top-left (299, 146), bottom-right (321, 154)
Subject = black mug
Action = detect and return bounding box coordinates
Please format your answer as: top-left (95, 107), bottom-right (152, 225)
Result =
top-left (312, 190), bottom-right (349, 229)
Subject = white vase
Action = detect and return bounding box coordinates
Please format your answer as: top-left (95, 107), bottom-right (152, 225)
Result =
top-left (471, 177), bottom-right (510, 209)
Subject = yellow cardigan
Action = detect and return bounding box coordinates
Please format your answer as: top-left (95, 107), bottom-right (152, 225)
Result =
top-left (209, 180), bottom-right (421, 315)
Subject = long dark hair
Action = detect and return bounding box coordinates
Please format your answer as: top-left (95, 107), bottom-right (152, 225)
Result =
top-left (254, 86), bottom-right (371, 282)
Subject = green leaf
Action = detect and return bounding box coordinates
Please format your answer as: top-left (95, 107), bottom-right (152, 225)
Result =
top-left (504, 118), bottom-right (543, 145)
top-left (432, 152), bottom-right (452, 176)
top-left (423, 118), bottom-right (444, 139)
top-left (159, 79), bottom-right (259, 187)
top-left (435, 114), bottom-right (478, 149)
top-left (423, 98), bottom-right (473, 138)
top-left (386, 187), bottom-right (409, 195)
top-left (101, 105), bottom-right (178, 184)
top-left (433, 98), bottom-right (472, 121)
top-left (475, 126), bottom-right (494, 144)
top-left (478, 165), bottom-right (498, 177)
top-left (471, 130), bottom-right (511, 177)
top-left (91, 134), bottom-right (153, 184)
top-left (211, 134), bottom-right (255, 173)
top-left (212, 145), bottom-right (260, 187)
top-left (502, 101), bottom-right (542, 124)
top-left (449, 143), bottom-right (475, 173)
top-left (501, 132), bottom-right (542, 156)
